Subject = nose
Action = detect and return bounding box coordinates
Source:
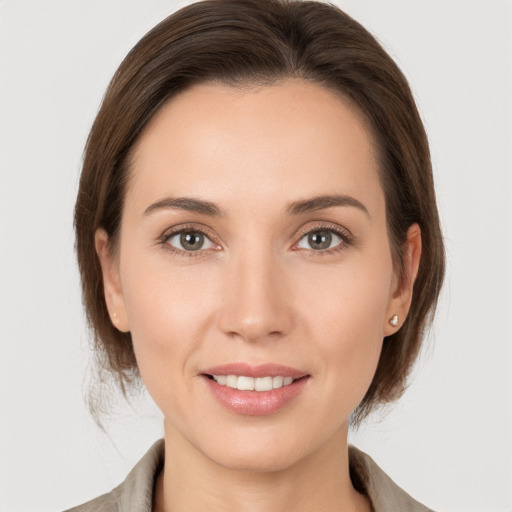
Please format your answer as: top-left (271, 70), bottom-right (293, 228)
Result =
top-left (218, 246), bottom-right (293, 344)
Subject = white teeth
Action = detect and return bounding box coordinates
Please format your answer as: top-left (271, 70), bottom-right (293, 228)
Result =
top-left (212, 374), bottom-right (297, 391)
top-left (272, 376), bottom-right (284, 389)
top-left (237, 376), bottom-right (255, 391)
top-left (226, 375), bottom-right (238, 388)
top-left (255, 376), bottom-right (273, 391)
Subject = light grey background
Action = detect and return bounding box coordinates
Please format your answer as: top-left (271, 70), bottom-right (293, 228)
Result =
top-left (1, 1), bottom-right (511, 511)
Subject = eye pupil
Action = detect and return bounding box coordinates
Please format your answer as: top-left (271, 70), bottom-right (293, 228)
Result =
top-left (309, 231), bottom-right (332, 250)
top-left (181, 231), bottom-right (204, 251)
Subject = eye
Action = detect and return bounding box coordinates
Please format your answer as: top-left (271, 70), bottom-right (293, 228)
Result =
top-left (165, 229), bottom-right (216, 253)
top-left (296, 227), bottom-right (349, 253)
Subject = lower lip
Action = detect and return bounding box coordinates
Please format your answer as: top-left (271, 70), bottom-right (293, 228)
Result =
top-left (202, 376), bottom-right (309, 416)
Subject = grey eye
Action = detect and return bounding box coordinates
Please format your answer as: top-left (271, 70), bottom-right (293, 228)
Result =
top-left (166, 231), bottom-right (214, 252)
top-left (297, 230), bottom-right (342, 251)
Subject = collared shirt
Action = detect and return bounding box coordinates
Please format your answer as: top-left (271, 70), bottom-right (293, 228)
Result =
top-left (66, 439), bottom-right (434, 512)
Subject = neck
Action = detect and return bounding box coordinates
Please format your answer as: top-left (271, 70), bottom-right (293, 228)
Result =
top-left (153, 421), bottom-right (371, 512)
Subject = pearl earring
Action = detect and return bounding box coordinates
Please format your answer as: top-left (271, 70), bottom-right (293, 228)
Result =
top-left (389, 314), bottom-right (399, 327)
top-left (112, 312), bottom-right (120, 324)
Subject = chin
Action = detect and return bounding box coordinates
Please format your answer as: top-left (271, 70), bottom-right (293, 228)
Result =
top-left (198, 427), bottom-right (320, 474)
top-left (211, 446), bottom-right (304, 474)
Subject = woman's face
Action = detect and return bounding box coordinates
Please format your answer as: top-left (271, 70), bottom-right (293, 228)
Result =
top-left (97, 80), bottom-right (418, 471)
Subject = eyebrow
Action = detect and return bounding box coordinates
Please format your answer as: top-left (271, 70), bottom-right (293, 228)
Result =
top-left (144, 197), bottom-right (225, 217)
top-left (285, 194), bottom-right (370, 218)
top-left (144, 194), bottom-right (370, 218)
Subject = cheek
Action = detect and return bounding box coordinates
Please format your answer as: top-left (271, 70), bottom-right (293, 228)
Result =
top-left (295, 250), bottom-right (393, 341)
top-left (293, 253), bottom-right (393, 408)
top-left (119, 256), bottom-right (219, 402)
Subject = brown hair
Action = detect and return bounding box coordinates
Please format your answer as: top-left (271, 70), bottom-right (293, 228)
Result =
top-left (75, 0), bottom-right (445, 424)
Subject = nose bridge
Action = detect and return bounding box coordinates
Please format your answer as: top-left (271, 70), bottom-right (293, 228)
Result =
top-left (218, 240), bottom-right (291, 342)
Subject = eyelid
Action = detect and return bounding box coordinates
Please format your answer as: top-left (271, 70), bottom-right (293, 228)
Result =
top-left (159, 223), bottom-right (221, 256)
top-left (158, 221), bottom-right (354, 257)
top-left (293, 221), bottom-right (353, 245)
top-left (291, 221), bottom-right (354, 257)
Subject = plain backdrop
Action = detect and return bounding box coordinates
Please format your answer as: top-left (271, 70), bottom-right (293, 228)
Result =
top-left (1, 1), bottom-right (511, 511)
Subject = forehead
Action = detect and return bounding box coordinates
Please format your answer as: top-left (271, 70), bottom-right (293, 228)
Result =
top-left (127, 79), bottom-right (383, 218)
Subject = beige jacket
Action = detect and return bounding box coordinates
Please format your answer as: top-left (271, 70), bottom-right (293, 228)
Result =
top-left (66, 439), bottom-right (434, 512)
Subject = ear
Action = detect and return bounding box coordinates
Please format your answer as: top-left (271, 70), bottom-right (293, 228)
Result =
top-left (95, 228), bottom-right (130, 332)
top-left (383, 223), bottom-right (422, 336)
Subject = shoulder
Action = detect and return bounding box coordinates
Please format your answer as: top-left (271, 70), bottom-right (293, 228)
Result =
top-left (349, 445), bottom-right (436, 512)
top-left (64, 488), bottom-right (120, 512)
top-left (64, 439), bottom-right (165, 512)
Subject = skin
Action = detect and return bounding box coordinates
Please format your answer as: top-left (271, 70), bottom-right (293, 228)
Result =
top-left (96, 79), bottom-right (421, 512)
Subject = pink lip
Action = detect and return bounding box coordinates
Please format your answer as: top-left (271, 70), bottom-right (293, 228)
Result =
top-left (200, 363), bottom-right (310, 416)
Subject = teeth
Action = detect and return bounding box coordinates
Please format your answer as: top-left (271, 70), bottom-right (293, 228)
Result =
top-left (255, 376), bottom-right (273, 391)
top-left (226, 375), bottom-right (237, 388)
top-left (272, 376), bottom-right (284, 389)
top-left (237, 376), bottom-right (255, 391)
top-left (212, 375), bottom-right (297, 391)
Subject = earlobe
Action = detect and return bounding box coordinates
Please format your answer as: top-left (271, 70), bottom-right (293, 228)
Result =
top-left (384, 223), bottom-right (422, 336)
top-left (94, 229), bottom-right (130, 332)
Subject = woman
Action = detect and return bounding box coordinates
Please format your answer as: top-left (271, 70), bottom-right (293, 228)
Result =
top-left (70, 0), bottom-right (444, 510)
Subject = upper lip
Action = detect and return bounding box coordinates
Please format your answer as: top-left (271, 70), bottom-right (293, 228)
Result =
top-left (200, 363), bottom-right (308, 379)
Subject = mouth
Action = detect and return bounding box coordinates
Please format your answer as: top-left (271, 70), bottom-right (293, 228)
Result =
top-left (205, 374), bottom-right (302, 391)
top-left (200, 363), bottom-right (310, 415)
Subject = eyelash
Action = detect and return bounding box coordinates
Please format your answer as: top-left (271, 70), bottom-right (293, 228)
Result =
top-left (294, 222), bottom-right (353, 258)
top-left (158, 222), bottom-right (354, 259)
top-left (158, 223), bottom-right (219, 259)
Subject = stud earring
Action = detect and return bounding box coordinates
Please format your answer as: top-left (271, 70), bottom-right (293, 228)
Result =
top-left (389, 314), bottom-right (399, 327)
top-left (112, 312), bottom-right (120, 325)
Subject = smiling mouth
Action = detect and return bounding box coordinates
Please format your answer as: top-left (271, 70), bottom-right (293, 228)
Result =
top-left (201, 365), bottom-right (310, 414)
top-left (206, 374), bottom-right (300, 391)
